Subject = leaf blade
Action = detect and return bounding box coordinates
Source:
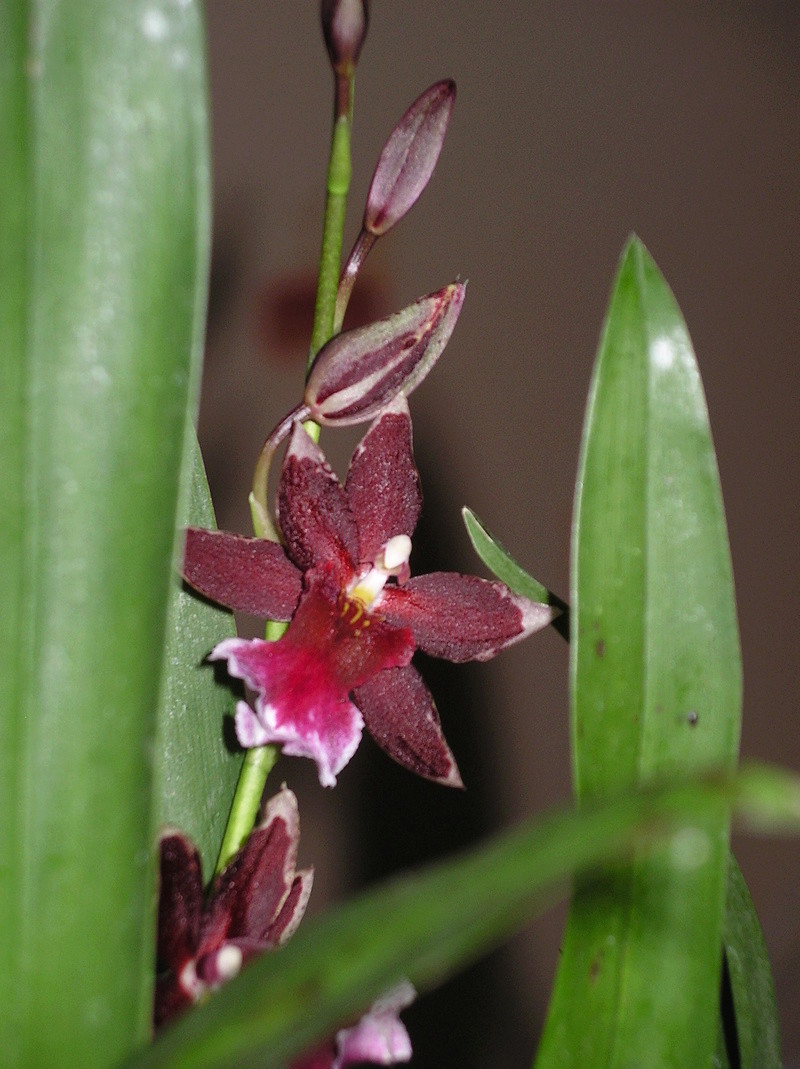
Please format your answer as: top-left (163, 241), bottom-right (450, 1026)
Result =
top-left (0, 2), bottom-right (210, 1062)
top-left (461, 506), bottom-right (568, 639)
top-left (124, 766), bottom-right (799, 1069)
top-left (536, 238), bottom-right (743, 1068)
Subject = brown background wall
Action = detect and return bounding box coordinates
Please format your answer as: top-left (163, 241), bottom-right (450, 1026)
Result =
top-left (200, 4), bottom-right (799, 1064)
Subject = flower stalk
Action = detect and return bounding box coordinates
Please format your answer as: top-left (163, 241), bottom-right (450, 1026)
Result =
top-left (221, 5), bottom-right (367, 872)
top-left (214, 745), bottom-right (279, 876)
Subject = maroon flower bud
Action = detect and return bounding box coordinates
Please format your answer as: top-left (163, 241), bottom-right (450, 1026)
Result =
top-left (305, 281), bottom-right (466, 425)
top-left (364, 79), bottom-right (456, 237)
top-left (321, 0), bottom-right (369, 74)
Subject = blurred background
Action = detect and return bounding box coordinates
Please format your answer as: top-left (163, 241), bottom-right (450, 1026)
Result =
top-left (200, 4), bottom-right (799, 1065)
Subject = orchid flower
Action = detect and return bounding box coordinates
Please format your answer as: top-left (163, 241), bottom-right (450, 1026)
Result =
top-left (154, 787), bottom-right (312, 1029)
top-left (292, 982), bottom-right (416, 1069)
top-left (183, 396), bottom-right (552, 788)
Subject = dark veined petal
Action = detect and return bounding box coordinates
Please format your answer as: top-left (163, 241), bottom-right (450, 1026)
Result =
top-left (182, 527), bottom-right (302, 619)
top-left (380, 573), bottom-right (553, 662)
top-left (364, 79), bottom-right (456, 237)
top-left (345, 395), bottom-right (421, 567)
top-left (353, 665), bottom-right (462, 787)
top-left (154, 831), bottom-right (204, 1028)
top-left (278, 423), bottom-right (359, 580)
top-left (156, 830), bottom-right (203, 972)
top-left (198, 787), bottom-right (312, 955)
top-left (304, 282), bottom-right (465, 426)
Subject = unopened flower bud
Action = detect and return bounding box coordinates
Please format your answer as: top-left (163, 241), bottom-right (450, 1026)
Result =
top-left (305, 281), bottom-right (466, 425)
top-left (364, 79), bottom-right (456, 237)
top-left (321, 0), bottom-right (369, 74)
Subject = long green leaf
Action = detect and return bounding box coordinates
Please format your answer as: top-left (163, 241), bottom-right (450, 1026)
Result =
top-left (0, 2), bottom-right (209, 1064)
top-left (536, 238), bottom-right (742, 1068)
top-left (717, 855), bottom-right (782, 1068)
top-left (153, 436), bottom-right (242, 876)
top-left (124, 765), bottom-right (799, 1069)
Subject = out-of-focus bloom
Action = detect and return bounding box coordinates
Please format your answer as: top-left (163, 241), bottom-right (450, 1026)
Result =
top-left (183, 397), bottom-right (552, 788)
top-left (292, 983), bottom-right (416, 1069)
top-left (155, 787), bottom-right (312, 1029)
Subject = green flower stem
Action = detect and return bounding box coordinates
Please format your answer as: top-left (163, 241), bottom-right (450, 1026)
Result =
top-left (308, 95), bottom-right (354, 372)
top-left (217, 73), bottom-right (357, 877)
top-left (215, 744), bottom-right (280, 876)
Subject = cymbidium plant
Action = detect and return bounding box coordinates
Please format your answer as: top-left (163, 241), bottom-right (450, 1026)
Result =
top-left (2, 3), bottom-right (799, 1069)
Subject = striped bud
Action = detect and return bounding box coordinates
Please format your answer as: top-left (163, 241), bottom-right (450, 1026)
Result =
top-left (305, 281), bottom-right (466, 425)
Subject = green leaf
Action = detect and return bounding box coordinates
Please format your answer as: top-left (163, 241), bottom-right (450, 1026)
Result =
top-left (125, 765), bottom-right (799, 1069)
top-left (536, 238), bottom-right (743, 1068)
top-left (461, 506), bottom-right (569, 640)
top-left (153, 435), bottom-right (242, 877)
top-left (717, 855), bottom-right (782, 1068)
top-left (0, 2), bottom-right (209, 1064)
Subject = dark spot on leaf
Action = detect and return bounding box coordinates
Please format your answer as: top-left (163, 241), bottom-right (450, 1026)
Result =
top-left (589, 954), bottom-right (602, 982)
top-left (687, 710), bottom-right (699, 727)
top-left (595, 639), bottom-right (605, 658)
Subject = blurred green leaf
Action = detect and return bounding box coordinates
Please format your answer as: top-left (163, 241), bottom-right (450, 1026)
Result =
top-left (536, 238), bottom-right (742, 1068)
top-left (126, 765), bottom-right (799, 1069)
top-left (461, 506), bottom-right (569, 640)
top-left (717, 855), bottom-right (782, 1068)
top-left (0, 2), bottom-right (209, 1064)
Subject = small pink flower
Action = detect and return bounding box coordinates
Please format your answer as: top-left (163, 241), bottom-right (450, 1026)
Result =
top-left (292, 983), bottom-right (416, 1069)
top-left (183, 397), bottom-right (552, 787)
top-left (154, 788), bottom-right (312, 1029)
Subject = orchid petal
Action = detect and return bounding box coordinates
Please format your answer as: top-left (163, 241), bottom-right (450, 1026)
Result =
top-left (364, 79), bottom-right (456, 237)
top-left (156, 831), bottom-right (203, 972)
top-left (154, 974), bottom-right (193, 1031)
top-left (199, 787), bottom-right (310, 954)
top-left (304, 282), bottom-right (465, 426)
top-left (345, 396), bottom-right (421, 567)
top-left (381, 573), bottom-right (553, 662)
top-left (154, 832), bottom-right (205, 1029)
top-left (211, 637), bottom-right (365, 788)
top-left (212, 569), bottom-right (414, 784)
top-left (182, 527), bottom-right (302, 619)
top-left (235, 701), bottom-right (272, 748)
top-left (266, 868), bottom-right (314, 947)
top-left (284, 567), bottom-right (416, 692)
top-left (278, 423), bottom-right (358, 580)
top-left (354, 666), bottom-right (462, 787)
top-left (334, 982), bottom-right (416, 1067)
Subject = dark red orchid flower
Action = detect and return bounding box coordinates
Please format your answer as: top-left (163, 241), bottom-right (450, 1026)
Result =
top-left (155, 787), bottom-right (312, 1029)
top-left (183, 396), bottom-right (552, 788)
